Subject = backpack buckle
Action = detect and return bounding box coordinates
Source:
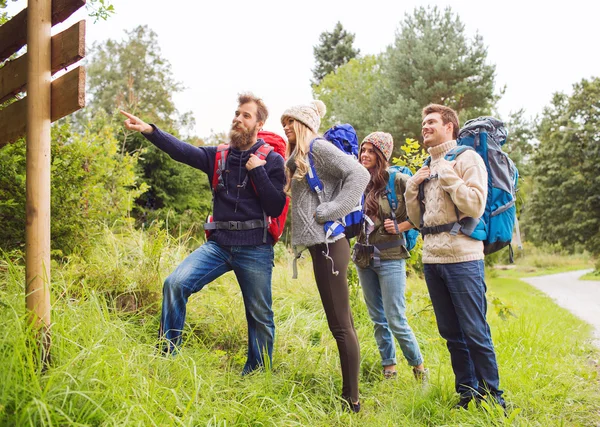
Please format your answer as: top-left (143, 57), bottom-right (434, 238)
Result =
top-left (450, 222), bottom-right (461, 236)
top-left (229, 221), bottom-right (240, 230)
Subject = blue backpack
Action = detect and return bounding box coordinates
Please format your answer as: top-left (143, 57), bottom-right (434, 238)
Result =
top-left (386, 165), bottom-right (420, 252)
top-left (419, 117), bottom-right (519, 257)
top-left (306, 124), bottom-right (363, 240)
top-left (323, 124), bottom-right (359, 158)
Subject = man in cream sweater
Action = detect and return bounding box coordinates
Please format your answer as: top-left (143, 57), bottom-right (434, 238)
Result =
top-left (405, 104), bottom-right (505, 409)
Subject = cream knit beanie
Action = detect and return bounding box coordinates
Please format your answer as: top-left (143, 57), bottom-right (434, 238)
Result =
top-left (281, 100), bottom-right (327, 133)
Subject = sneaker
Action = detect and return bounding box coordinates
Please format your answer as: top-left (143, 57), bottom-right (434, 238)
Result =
top-left (383, 369), bottom-right (398, 380)
top-left (412, 367), bottom-right (429, 384)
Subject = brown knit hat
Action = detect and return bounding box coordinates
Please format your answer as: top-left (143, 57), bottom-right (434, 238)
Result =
top-left (281, 100), bottom-right (327, 133)
top-left (361, 132), bottom-right (394, 161)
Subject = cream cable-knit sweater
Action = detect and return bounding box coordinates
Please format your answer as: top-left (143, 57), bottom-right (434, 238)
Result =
top-left (405, 140), bottom-right (488, 264)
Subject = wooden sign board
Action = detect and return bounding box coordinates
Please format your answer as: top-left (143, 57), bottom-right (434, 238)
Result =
top-left (0, 66), bottom-right (85, 148)
top-left (0, 0), bottom-right (87, 148)
top-left (0, 0), bottom-right (86, 62)
top-left (0, 20), bottom-right (85, 104)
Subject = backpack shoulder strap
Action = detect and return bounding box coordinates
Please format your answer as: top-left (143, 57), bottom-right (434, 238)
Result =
top-left (306, 139), bottom-right (324, 194)
top-left (255, 143), bottom-right (273, 160)
top-left (212, 144), bottom-right (230, 191)
top-left (385, 168), bottom-right (401, 233)
top-left (444, 145), bottom-right (473, 161)
top-left (247, 143), bottom-right (275, 195)
top-left (386, 168), bottom-right (399, 210)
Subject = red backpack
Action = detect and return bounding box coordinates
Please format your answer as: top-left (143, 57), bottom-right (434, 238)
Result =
top-left (205, 130), bottom-right (290, 244)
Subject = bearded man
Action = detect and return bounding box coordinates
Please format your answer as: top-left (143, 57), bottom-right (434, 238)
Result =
top-left (121, 93), bottom-right (286, 375)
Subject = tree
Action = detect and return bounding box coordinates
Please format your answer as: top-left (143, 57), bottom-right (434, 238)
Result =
top-left (313, 55), bottom-right (381, 138)
top-left (378, 6), bottom-right (499, 154)
top-left (313, 6), bottom-right (499, 159)
top-left (312, 22), bottom-right (360, 85)
top-left (84, 25), bottom-right (211, 232)
top-left (524, 77), bottom-right (600, 255)
top-left (86, 25), bottom-right (182, 127)
top-left (503, 109), bottom-right (536, 176)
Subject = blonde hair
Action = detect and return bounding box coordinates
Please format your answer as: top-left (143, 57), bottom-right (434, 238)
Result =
top-left (284, 118), bottom-right (319, 193)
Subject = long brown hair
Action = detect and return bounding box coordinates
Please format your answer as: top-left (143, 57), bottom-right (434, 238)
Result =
top-left (362, 145), bottom-right (389, 218)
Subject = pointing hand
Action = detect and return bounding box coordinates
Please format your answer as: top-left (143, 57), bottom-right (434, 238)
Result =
top-left (120, 110), bottom-right (153, 134)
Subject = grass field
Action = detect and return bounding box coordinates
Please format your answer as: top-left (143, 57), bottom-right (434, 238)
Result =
top-left (1, 229), bottom-right (599, 426)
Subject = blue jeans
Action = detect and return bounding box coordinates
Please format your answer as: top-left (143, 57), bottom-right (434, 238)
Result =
top-left (159, 240), bottom-right (275, 375)
top-left (356, 259), bottom-right (423, 367)
top-left (424, 260), bottom-right (503, 402)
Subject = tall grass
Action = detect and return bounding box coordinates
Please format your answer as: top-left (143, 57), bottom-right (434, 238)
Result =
top-left (1, 227), bottom-right (599, 426)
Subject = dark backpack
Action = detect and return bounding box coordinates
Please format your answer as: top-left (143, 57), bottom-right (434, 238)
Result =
top-left (305, 124), bottom-right (363, 239)
top-left (419, 117), bottom-right (519, 258)
top-left (204, 131), bottom-right (289, 245)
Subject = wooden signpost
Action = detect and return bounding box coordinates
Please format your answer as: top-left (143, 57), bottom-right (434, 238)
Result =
top-left (0, 0), bottom-right (87, 362)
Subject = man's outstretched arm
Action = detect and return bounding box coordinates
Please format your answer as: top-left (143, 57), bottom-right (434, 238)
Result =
top-left (121, 110), bottom-right (213, 174)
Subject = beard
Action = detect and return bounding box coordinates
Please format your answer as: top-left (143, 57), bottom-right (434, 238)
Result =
top-left (229, 123), bottom-right (257, 149)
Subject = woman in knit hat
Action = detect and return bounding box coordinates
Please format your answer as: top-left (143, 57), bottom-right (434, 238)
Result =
top-left (281, 100), bottom-right (369, 413)
top-left (353, 132), bottom-right (428, 381)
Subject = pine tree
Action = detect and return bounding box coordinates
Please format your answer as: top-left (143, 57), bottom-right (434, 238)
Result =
top-left (312, 22), bottom-right (360, 85)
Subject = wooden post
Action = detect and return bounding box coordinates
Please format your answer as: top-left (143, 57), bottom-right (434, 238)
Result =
top-left (26, 0), bottom-right (52, 360)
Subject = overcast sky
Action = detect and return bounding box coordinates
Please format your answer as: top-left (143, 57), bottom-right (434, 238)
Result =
top-left (6, 0), bottom-right (599, 138)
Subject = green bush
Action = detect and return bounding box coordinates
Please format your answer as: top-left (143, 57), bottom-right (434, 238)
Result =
top-left (0, 116), bottom-right (147, 256)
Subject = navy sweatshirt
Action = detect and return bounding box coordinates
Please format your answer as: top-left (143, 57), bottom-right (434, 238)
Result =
top-left (144, 126), bottom-right (286, 246)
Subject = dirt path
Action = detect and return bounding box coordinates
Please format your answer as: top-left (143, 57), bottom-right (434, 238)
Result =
top-left (522, 269), bottom-right (600, 347)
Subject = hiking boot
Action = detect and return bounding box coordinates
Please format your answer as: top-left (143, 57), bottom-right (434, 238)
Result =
top-left (453, 396), bottom-right (474, 410)
top-left (342, 396), bottom-right (361, 413)
top-left (412, 367), bottom-right (429, 384)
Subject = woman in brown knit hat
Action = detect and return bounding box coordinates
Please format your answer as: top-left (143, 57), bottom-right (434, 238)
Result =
top-left (353, 132), bottom-right (428, 382)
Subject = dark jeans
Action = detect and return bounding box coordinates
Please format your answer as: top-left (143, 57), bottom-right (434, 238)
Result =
top-left (424, 260), bottom-right (504, 402)
top-left (309, 238), bottom-right (360, 402)
top-left (159, 241), bottom-right (275, 375)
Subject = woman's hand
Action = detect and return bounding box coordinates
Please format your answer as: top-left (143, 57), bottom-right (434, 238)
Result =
top-left (383, 219), bottom-right (412, 234)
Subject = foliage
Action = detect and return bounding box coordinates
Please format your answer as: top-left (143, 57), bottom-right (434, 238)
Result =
top-left (0, 114), bottom-right (146, 255)
top-left (388, 137), bottom-right (428, 276)
top-left (84, 25), bottom-right (212, 232)
top-left (1, 238), bottom-right (600, 425)
top-left (0, 0), bottom-right (14, 25)
top-left (314, 6), bottom-right (500, 159)
top-left (503, 109), bottom-right (536, 176)
top-left (377, 6), bottom-right (498, 154)
top-left (314, 55), bottom-right (382, 139)
top-left (0, 0), bottom-right (113, 25)
top-left (86, 0), bottom-right (115, 23)
top-left (391, 137), bottom-right (428, 174)
top-left (312, 21), bottom-right (360, 85)
top-left (524, 77), bottom-right (600, 256)
top-left (86, 25), bottom-right (183, 128)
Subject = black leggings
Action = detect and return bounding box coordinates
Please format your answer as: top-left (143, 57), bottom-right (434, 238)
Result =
top-left (308, 238), bottom-right (360, 402)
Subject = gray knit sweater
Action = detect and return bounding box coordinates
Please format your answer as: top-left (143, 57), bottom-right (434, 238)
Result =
top-left (287, 138), bottom-right (370, 248)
